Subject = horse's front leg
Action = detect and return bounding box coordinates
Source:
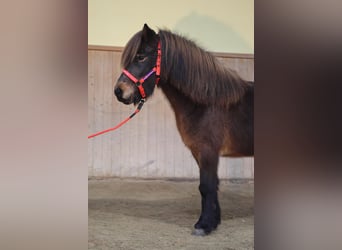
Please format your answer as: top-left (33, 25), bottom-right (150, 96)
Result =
top-left (191, 147), bottom-right (221, 236)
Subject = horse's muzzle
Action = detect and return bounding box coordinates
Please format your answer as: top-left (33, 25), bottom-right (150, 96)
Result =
top-left (114, 82), bottom-right (136, 105)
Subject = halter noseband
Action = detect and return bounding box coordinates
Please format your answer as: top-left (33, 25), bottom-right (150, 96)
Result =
top-left (122, 41), bottom-right (161, 99)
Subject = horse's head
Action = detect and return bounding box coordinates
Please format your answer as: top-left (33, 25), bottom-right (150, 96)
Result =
top-left (114, 24), bottom-right (160, 105)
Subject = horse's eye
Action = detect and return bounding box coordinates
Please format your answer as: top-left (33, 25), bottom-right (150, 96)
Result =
top-left (136, 54), bottom-right (147, 62)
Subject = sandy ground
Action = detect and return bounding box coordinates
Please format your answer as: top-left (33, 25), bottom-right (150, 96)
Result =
top-left (89, 178), bottom-right (254, 250)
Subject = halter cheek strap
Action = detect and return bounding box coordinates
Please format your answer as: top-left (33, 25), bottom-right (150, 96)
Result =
top-left (122, 41), bottom-right (161, 99)
top-left (156, 41), bottom-right (161, 84)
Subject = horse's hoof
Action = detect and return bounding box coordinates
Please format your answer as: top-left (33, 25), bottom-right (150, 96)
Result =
top-left (192, 228), bottom-right (206, 236)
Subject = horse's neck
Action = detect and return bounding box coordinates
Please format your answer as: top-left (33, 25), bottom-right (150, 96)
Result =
top-left (159, 82), bottom-right (197, 117)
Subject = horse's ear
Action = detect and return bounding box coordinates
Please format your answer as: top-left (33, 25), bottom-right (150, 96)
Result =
top-left (142, 23), bottom-right (156, 43)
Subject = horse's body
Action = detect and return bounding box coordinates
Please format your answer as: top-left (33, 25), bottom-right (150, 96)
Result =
top-left (115, 24), bottom-right (253, 235)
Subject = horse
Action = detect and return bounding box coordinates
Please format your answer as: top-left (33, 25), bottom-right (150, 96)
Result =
top-left (114, 24), bottom-right (254, 236)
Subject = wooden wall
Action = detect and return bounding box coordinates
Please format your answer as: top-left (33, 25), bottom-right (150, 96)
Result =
top-left (88, 46), bottom-right (254, 179)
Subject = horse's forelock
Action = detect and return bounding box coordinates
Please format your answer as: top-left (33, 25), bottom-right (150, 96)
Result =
top-left (121, 31), bottom-right (143, 68)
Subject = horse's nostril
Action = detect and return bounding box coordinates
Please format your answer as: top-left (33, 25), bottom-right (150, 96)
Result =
top-left (115, 88), bottom-right (122, 97)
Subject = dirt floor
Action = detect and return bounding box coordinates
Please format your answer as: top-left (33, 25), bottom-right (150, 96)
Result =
top-left (89, 178), bottom-right (254, 250)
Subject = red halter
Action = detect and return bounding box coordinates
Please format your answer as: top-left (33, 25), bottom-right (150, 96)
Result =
top-left (122, 41), bottom-right (161, 99)
top-left (88, 41), bottom-right (161, 139)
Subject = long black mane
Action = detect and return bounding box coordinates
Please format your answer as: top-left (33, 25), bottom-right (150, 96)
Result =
top-left (121, 28), bottom-right (251, 106)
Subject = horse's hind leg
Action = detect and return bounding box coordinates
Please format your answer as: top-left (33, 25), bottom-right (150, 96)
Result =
top-left (191, 146), bottom-right (221, 236)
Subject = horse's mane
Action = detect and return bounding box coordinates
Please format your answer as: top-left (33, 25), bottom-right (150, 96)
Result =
top-left (121, 29), bottom-right (251, 106)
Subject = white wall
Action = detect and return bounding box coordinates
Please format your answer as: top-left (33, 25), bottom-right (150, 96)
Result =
top-left (88, 0), bottom-right (254, 53)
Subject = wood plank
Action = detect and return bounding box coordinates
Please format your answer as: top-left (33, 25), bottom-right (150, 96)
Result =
top-left (88, 51), bottom-right (96, 176)
top-left (92, 51), bottom-right (105, 175)
top-left (101, 51), bottom-right (113, 176)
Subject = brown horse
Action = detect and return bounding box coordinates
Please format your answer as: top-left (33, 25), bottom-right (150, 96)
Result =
top-left (114, 24), bottom-right (253, 236)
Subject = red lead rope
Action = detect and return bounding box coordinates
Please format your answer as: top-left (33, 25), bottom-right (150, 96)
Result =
top-left (88, 99), bottom-right (145, 139)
